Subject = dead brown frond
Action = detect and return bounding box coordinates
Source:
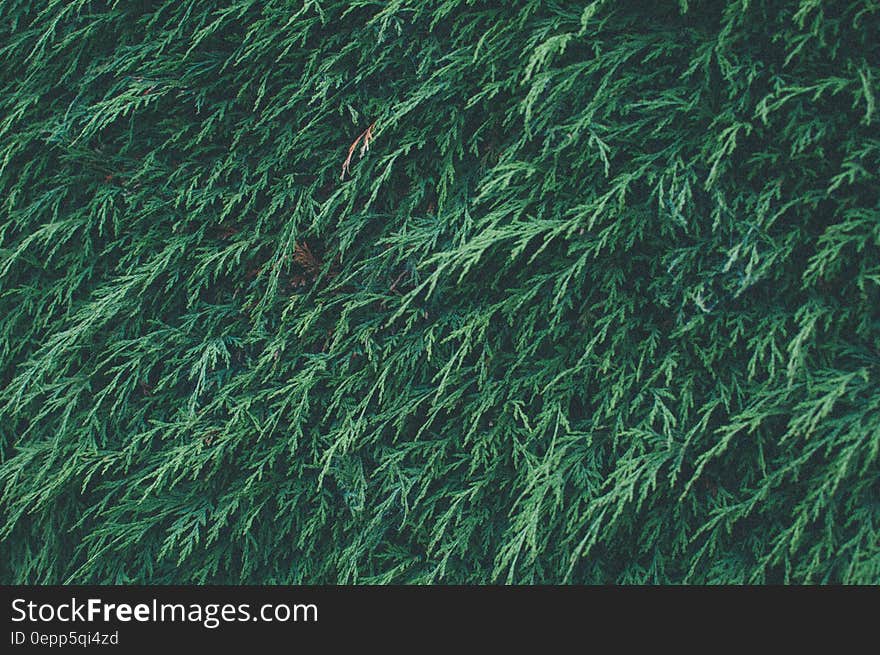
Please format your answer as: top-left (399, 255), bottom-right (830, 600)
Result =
top-left (293, 240), bottom-right (321, 274)
top-left (340, 121), bottom-right (376, 180)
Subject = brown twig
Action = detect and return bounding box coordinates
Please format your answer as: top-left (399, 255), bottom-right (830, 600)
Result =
top-left (340, 121), bottom-right (376, 180)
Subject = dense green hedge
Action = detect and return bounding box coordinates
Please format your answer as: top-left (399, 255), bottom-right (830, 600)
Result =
top-left (1, 0), bottom-right (878, 583)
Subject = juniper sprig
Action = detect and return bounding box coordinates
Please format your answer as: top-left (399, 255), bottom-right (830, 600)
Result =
top-left (1, 0), bottom-right (878, 584)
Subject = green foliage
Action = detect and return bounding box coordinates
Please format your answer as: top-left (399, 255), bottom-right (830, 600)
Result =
top-left (1, 0), bottom-right (879, 584)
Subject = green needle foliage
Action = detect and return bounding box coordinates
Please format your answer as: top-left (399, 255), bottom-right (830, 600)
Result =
top-left (1, 0), bottom-right (878, 584)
